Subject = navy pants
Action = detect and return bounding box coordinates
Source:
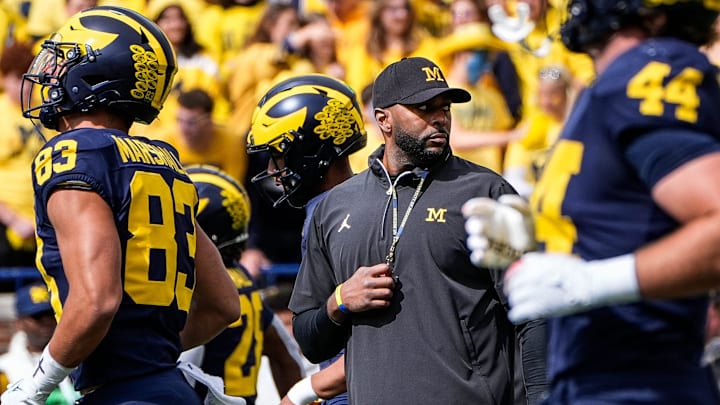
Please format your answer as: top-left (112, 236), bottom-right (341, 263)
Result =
top-left (543, 368), bottom-right (720, 405)
top-left (76, 367), bottom-right (202, 405)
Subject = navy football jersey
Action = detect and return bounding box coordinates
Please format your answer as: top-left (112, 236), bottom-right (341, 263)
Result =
top-left (32, 128), bottom-right (198, 390)
top-left (532, 38), bottom-right (720, 388)
top-left (198, 264), bottom-right (272, 403)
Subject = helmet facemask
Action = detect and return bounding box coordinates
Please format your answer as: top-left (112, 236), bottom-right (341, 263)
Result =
top-left (22, 39), bottom-right (90, 130)
top-left (249, 130), bottom-right (325, 209)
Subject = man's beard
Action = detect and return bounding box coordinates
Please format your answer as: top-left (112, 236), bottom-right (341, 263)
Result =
top-left (395, 127), bottom-right (448, 168)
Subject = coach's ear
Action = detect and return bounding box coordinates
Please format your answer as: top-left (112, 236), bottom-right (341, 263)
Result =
top-left (374, 108), bottom-right (391, 135)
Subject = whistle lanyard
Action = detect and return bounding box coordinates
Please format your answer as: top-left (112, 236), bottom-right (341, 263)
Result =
top-left (385, 172), bottom-right (427, 270)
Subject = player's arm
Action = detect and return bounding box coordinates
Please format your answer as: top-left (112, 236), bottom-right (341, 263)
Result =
top-left (282, 355), bottom-right (347, 405)
top-left (2, 187), bottom-right (126, 403)
top-left (309, 355), bottom-right (346, 399)
top-left (47, 188), bottom-right (123, 367)
top-left (638, 151), bottom-right (720, 298)
top-left (263, 315), bottom-right (304, 397)
top-left (180, 224), bottom-right (240, 350)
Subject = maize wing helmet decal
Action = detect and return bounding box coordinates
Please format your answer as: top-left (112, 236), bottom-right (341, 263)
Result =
top-left (22, 6), bottom-right (177, 129)
top-left (247, 74), bottom-right (366, 208)
top-left (250, 100), bottom-right (308, 154)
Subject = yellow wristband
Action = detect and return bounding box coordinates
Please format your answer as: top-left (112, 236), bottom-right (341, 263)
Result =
top-left (335, 284), bottom-right (350, 314)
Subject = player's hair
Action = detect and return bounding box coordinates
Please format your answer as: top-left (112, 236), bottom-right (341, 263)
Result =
top-left (561, 0), bottom-right (719, 53)
top-left (650, 2), bottom-right (717, 46)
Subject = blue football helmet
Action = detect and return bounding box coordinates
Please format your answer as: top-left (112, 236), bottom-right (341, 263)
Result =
top-left (561, 0), bottom-right (720, 53)
top-left (22, 6), bottom-right (177, 130)
top-left (247, 74), bottom-right (366, 208)
top-left (186, 165), bottom-right (251, 263)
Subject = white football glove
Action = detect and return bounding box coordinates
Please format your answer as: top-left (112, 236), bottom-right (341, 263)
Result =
top-left (462, 194), bottom-right (537, 268)
top-left (1, 378), bottom-right (45, 405)
top-left (1, 346), bottom-right (73, 405)
top-left (505, 252), bottom-right (641, 324)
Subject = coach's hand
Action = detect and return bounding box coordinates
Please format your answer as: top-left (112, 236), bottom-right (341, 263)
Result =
top-left (336, 264), bottom-right (395, 313)
top-left (462, 194), bottom-right (536, 268)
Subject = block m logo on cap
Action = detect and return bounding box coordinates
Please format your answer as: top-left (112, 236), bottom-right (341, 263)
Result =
top-left (422, 66), bottom-right (445, 83)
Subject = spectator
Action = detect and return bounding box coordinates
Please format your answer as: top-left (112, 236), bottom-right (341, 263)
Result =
top-left (160, 88), bottom-right (248, 184)
top-left (0, 41), bottom-right (46, 269)
top-left (311, 0), bottom-right (369, 84)
top-left (412, 0), bottom-right (452, 38)
top-left (224, 3), bottom-right (301, 138)
top-left (194, 0), bottom-right (267, 66)
top-left (491, 0), bottom-right (593, 122)
top-left (0, 3), bottom-right (31, 56)
top-left (25, 0), bottom-right (97, 42)
top-left (291, 12), bottom-right (344, 80)
top-left (440, 0), bottom-right (519, 173)
top-left (0, 282), bottom-right (79, 404)
top-left (502, 64), bottom-right (571, 198)
top-left (345, 0), bottom-right (439, 94)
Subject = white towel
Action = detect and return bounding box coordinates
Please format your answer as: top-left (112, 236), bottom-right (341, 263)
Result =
top-left (177, 361), bottom-right (247, 405)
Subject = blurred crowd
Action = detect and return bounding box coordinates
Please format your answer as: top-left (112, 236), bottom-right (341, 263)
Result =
top-left (0, 0), bottom-right (596, 281)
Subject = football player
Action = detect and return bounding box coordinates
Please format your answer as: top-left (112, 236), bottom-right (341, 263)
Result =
top-left (464, 0), bottom-right (720, 403)
top-left (246, 74), bottom-right (367, 405)
top-left (182, 164), bottom-right (306, 404)
top-left (1, 6), bottom-right (241, 405)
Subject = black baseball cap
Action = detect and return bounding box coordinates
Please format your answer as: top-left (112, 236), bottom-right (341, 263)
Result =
top-left (372, 57), bottom-right (471, 109)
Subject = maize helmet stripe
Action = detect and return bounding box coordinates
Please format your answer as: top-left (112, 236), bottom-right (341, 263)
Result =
top-left (87, 6), bottom-right (176, 111)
